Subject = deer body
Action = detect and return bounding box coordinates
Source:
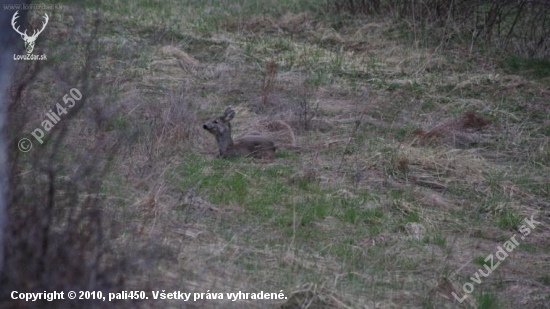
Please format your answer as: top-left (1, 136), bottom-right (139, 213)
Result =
top-left (203, 107), bottom-right (276, 159)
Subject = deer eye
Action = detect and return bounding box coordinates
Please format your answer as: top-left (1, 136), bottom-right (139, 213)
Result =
top-left (213, 120), bottom-right (218, 124)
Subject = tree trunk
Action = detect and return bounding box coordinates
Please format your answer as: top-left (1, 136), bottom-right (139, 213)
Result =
top-left (0, 1), bottom-right (28, 275)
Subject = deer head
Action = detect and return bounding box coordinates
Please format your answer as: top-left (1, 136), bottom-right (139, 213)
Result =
top-left (202, 107), bottom-right (235, 137)
top-left (11, 10), bottom-right (49, 54)
top-left (203, 107), bottom-right (235, 154)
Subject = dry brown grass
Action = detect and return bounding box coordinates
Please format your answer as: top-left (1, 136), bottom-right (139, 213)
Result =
top-left (4, 1), bottom-right (550, 308)
top-left (411, 111), bottom-right (493, 146)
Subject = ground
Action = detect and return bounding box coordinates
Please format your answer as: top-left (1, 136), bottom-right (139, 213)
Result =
top-left (14, 0), bottom-right (550, 308)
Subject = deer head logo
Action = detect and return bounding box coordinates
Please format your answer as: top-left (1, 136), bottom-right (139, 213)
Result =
top-left (11, 10), bottom-right (49, 54)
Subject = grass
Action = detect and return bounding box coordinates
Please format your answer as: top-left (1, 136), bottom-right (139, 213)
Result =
top-left (505, 56), bottom-right (550, 78)
top-left (16, 0), bottom-right (550, 308)
top-left (477, 292), bottom-right (500, 309)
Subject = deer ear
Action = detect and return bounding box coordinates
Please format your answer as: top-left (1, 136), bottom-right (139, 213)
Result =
top-left (223, 107), bottom-right (235, 122)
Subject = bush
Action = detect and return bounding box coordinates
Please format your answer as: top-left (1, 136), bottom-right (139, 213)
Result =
top-left (327, 0), bottom-right (550, 59)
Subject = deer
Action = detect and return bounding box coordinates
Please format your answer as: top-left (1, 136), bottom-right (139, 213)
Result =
top-left (11, 10), bottom-right (49, 54)
top-left (203, 106), bottom-right (277, 159)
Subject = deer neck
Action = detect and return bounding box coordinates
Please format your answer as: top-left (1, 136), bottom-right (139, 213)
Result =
top-left (215, 131), bottom-right (234, 156)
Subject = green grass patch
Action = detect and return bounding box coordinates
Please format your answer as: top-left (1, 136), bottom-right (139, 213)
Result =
top-left (422, 235), bottom-right (446, 248)
top-left (174, 154), bottom-right (294, 218)
top-left (505, 56), bottom-right (550, 78)
top-left (477, 292), bottom-right (499, 309)
top-left (496, 210), bottom-right (522, 230)
top-left (473, 256), bottom-right (488, 266)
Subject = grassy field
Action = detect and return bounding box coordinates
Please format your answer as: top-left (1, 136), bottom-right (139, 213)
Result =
top-left (12, 0), bottom-right (550, 308)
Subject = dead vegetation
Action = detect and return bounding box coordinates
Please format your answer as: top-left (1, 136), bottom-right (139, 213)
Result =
top-left (328, 0), bottom-right (550, 58)
top-left (411, 111), bottom-right (493, 146)
top-left (3, 1), bottom-right (550, 309)
top-left (1, 6), bottom-right (130, 308)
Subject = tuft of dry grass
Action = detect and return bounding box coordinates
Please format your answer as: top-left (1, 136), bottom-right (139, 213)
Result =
top-left (411, 111), bottom-right (493, 147)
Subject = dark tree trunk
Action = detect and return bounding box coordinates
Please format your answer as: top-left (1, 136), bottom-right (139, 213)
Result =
top-left (0, 0), bottom-right (29, 275)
